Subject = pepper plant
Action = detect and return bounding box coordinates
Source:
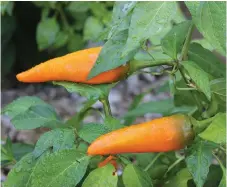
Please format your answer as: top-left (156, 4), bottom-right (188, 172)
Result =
top-left (1, 2), bottom-right (226, 187)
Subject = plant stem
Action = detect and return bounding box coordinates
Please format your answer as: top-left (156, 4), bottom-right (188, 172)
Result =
top-left (179, 23), bottom-right (194, 61)
top-left (164, 156), bottom-right (184, 176)
top-left (100, 97), bottom-right (112, 117)
top-left (129, 59), bottom-right (175, 74)
top-left (212, 152), bottom-right (225, 171)
top-left (219, 146), bottom-right (226, 153)
top-left (179, 66), bottom-right (204, 113)
top-left (177, 23), bottom-right (204, 113)
top-left (56, 4), bottom-right (70, 31)
top-left (176, 87), bottom-right (197, 91)
top-left (66, 99), bottom-right (96, 129)
top-left (89, 108), bottom-right (105, 119)
top-left (190, 115), bottom-right (215, 134)
top-left (144, 153), bottom-right (163, 172)
top-left (199, 116), bottom-right (215, 126)
top-left (78, 107), bottom-right (105, 120)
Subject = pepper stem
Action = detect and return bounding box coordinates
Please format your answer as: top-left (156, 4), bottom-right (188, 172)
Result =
top-left (100, 97), bottom-right (112, 117)
top-left (129, 59), bottom-right (175, 74)
top-left (190, 116), bottom-right (215, 134)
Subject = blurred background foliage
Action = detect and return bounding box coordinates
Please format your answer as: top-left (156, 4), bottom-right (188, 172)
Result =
top-left (1, 1), bottom-right (114, 86)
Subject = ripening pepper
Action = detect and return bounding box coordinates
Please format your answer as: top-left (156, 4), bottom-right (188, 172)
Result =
top-left (16, 47), bottom-right (129, 84)
top-left (87, 114), bottom-right (194, 155)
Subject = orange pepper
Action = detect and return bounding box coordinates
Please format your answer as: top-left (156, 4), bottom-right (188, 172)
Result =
top-left (16, 47), bottom-right (129, 84)
top-left (87, 114), bottom-right (194, 155)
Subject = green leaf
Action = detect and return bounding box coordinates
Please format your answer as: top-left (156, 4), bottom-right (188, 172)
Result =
top-left (133, 153), bottom-right (157, 168)
top-left (219, 165), bottom-right (226, 187)
top-left (123, 164), bottom-right (153, 187)
top-left (1, 2), bottom-right (14, 16)
top-left (150, 165), bottom-right (169, 181)
top-left (172, 71), bottom-right (203, 108)
top-left (123, 92), bottom-right (146, 125)
top-left (149, 5), bottom-right (186, 45)
top-left (133, 153), bottom-right (170, 180)
top-left (3, 153), bottom-right (37, 187)
top-left (104, 116), bottom-right (124, 131)
top-left (204, 165), bottom-right (223, 187)
top-left (82, 164), bottom-right (118, 187)
top-left (191, 39), bottom-right (214, 51)
top-left (53, 81), bottom-right (115, 100)
top-left (1, 153), bottom-right (11, 164)
top-left (118, 155), bottom-right (132, 166)
top-left (71, 11), bottom-right (88, 22)
top-left (78, 118), bottom-right (124, 143)
top-left (88, 30), bottom-right (134, 79)
top-left (185, 140), bottom-right (215, 187)
top-left (78, 123), bottom-right (109, 143)
top-left (67, 33), bottom-right (84, 52)
top-left (1, 137), bottom-right (13, 162)
top-left (203, 94), bottom-right (226, 118)
top-left (174, 5), bottom-right (187, 23)
top-left (88, 156), bottom-right (103, 171)
top-left (90, 2), bottom-right (109, 20)
top-left (161, 21), bottom-right (191, 59)
top-left (53, 31), bottom-right (69, 49)
top-left (207, 78), bottom-right (226, 116)
top-left (76, 142), bottom-right (89, 153)
top-left (36, 17), bottom-right (60, 51)
top-left (185, 2), bottom-right (200, 20)
top-left (169, 105), bottom-right (197, 116)
top-left (12, 143), bottom-right (34, 161)
top-left (182, 61), bottom-right (211, 100)
top-left (219, 174), bottom-right (226, 187)
top-left (33, 2), bottom-right (56, 9)
top-left (164, 168), bottom-right (192, 187)
top-left (108, 1), bottom-right (136, 38)
top-left (124, 99), bottom-right (196, 118)
top-left (66, 2), bottom-right (90, 13)
top-left (4, 136), bottom-right (12, 152)
top-left (210, 78), bottom-right (226, 102)
top-left (112, 2), bottom-right (136, 23)
top-left (189, 2), bottom-right (226, 54)
top-left (188, 43), bottom-right (226, 78)
top-left (83, 16), bottom-right (104, 41)
top-left (199, 113), bottom-right (226, 144)
top-left (199, 2), bottom-right (226, 54)
top-left (2, 96), bottom-right (49, 119)
top-left (11, 105), bottom-right (62, 130)
top-left (102, 12), bottom-right (112, 26)
top-left (33, 128), bottom-right (75, 158)
top-left (66, 99), bottom-right (97, 129)
top-left (95, 27), bottom-right (110, 41)
top-left (40, 8), bottom-right (50, 20)
top-left (134, 48), bottom-right (170, 61)
top-left (74, 19), bottom-right (85, 31)
top-left (30, 149), bottom-right (90, 187)
top-left (105, 1), bottom-right (114, 8)
top-left (122, 2), bottom-right (177, 57)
